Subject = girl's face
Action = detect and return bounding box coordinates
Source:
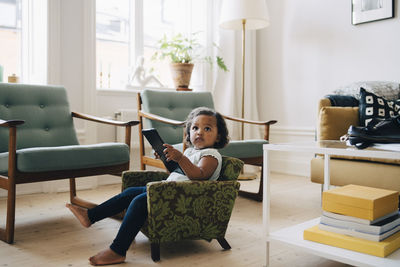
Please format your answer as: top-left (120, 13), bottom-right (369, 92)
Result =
top-left (189, 114), bottom-right (219, 149)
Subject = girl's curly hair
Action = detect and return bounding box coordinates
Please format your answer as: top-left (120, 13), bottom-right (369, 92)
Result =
top-left (184, 107), bottom-right (229, 149)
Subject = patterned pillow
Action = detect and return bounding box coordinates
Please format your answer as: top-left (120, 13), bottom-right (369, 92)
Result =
top-left (359, 88), bottom-right (400, 126)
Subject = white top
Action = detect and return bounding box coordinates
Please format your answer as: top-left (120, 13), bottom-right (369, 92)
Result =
top-left (166, 147), bottom-right (222, 182)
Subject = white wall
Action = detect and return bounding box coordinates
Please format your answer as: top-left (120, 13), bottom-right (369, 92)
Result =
top-left (258, 0), bottom-right (400, 130)
top-left (256, 0), bottom-right (400, 175)
top-left (53, 0), bottom-right (400, 179)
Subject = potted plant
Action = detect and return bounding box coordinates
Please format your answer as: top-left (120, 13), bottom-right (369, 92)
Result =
top-left (152, 32), bottom-right (228, 90)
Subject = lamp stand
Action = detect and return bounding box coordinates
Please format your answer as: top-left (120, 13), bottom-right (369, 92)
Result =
top-left (241, 19), bottom-right (246, 140)
top-left (238, 19), bottom-right (258, 181)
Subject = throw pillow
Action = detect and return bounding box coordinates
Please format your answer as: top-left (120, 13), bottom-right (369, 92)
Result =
top-left (333, 81), bottom-right (400, 101)
top-left (359, 87), bottom-right (400, 126)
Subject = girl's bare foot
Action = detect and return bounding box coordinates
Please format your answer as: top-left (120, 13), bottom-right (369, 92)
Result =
top-left (66, 203), bottom-right (92, 228)
top-left (89, 248), bottom-right (125, 266)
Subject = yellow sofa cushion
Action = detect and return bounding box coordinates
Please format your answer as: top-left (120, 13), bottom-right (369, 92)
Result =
top-left (311, 158), bottom-right (400, 191)
top-left (318, 106), bottom-right (359, 140)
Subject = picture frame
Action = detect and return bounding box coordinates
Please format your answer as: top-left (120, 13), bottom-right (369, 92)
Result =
top-left (352, 0), bottom-right (394, 25)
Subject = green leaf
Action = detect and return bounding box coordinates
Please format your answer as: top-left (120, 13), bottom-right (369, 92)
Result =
top-left (151, 32), bottom-right (229, 72)
top-left (216, 56), bottom-right (228, 72)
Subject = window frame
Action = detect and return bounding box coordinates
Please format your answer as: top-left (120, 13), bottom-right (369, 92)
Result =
top-left (0, 0), bottom-right (47, 84)
top-left (95, 0), bottom-right (214, 92)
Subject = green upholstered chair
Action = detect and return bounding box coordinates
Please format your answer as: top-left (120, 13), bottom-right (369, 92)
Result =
top-left (0, 83), bottom-right (138, 243)
top-left (137, 89), bottom-right (277, 201)
top-left (121, 156), bottom-right (244, 261)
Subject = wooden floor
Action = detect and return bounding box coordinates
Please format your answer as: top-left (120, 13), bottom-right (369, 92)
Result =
top-left (0, 173), bottom-right (350, 267)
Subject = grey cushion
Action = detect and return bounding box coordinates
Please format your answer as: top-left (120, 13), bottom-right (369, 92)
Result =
top-left (0, 83), bottom-right (130, 176)
top-left (0, 83), bottom-right (79, 152)
top-left (332, 81), bottom-right (400, 101)
top-left (141, 89), bottom-right (214, 144)
top-left (141, 89), bottom-right (268, 161)
top-left (0, 143), bottom-right (129, 174)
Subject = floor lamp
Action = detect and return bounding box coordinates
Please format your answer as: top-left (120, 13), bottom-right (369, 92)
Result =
top-left (219, 0), bottom-right (270, 139)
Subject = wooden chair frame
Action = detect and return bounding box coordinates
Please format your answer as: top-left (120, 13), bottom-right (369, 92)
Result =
top-left (0, 112), bottom-right (138, 243)
top-left (136, 92), bottom-right (277, 202)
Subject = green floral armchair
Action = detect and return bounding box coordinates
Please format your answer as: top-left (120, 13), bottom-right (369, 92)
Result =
top-left (121, 156), bottom-right (243, 261)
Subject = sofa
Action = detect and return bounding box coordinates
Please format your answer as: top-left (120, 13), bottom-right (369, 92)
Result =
top-left (310, 81), bottom-right (400, 191)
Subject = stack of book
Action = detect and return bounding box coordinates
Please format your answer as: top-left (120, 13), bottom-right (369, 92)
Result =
top-left (304, 184), bottom-right (400, 257)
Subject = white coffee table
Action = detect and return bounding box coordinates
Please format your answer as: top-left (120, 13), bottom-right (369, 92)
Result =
top-left (263, 141), bottom-right (400, 267)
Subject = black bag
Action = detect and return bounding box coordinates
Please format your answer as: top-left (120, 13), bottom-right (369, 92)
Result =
top-left (346, 116), bottom-right (400, 149)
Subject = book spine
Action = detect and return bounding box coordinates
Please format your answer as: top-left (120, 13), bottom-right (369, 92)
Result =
top-left (303, 225), bottom-right (400, 257)
top-left (322, 201), bottom-right (398, 221)
top-left (320, 216), bottom-right (380, 235)
top-left (318, 223), bottom-right (381, 242)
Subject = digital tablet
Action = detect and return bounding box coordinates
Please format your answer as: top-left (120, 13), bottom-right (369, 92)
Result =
top-left (142, 128), bottom-right (184, 174)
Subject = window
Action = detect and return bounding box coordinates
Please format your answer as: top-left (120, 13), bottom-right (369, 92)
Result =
top-left (96, 0), bottom-right (209, 90)
top-left (0, 0), bottom-right (22, 81)
top-left (0, 0), bottom-right (47, 84)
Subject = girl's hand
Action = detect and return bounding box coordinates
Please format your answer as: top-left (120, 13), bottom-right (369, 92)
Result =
top-left (154, 151), bottom-right (160, 159)
top-left (163, 144), bottom-right (183, 162)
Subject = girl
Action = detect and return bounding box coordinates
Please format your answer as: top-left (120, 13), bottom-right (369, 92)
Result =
top-left (66, 106), bottom-right (229, 266)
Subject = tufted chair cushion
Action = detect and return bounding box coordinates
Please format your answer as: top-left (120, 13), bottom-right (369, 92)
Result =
top-left (0, 142), bottom-right (130, 174)
top-left (0, 83), bottom-right (79, 152)
top-left (141, 89), bottom-right (214, 144)
top-left (0, 83), bottom-right (130, 174)
top-left (140, 89), bottom-right (268, 159)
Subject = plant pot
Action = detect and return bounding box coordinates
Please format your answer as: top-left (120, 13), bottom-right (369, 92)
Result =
top-left (169, 63), bottom-right (194, 91)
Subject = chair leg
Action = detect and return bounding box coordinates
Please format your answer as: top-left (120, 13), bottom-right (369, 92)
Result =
top-left (217, 238), bottom-right (231, 250)
top-left (69, 178), bottom-right (97, 209)
top-left (151, 242), bottom-right (160, 262)
top-left (238, 169), bottom-right (263, 202)
top-left (69, 178), bottom-right (124, 220)
top-left (0, 181), bottom-right (16, 244)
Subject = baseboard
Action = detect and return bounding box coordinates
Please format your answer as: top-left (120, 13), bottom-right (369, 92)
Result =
top-left (268, 125), bottom-right (315, 177)
top-left (270, 156), bottom-right (310, 177)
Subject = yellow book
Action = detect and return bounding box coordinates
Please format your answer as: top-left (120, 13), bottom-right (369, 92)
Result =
top-left (322, 184), bottom-right (399, 221)
top-left (304, 225), bottom-right (400, 257)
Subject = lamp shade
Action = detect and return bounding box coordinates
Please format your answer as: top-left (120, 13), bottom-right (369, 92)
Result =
top-left (219, 0), bottom-right (270, 30)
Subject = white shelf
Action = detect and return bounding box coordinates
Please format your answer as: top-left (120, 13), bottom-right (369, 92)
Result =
top-left (270, 218), bottom-right (400, 267)
top-left (263, 141), bottom-right (400, 266)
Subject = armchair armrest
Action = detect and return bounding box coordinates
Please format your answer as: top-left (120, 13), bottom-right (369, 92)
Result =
top-left (138, 110), bottom-right (185, 126)
top-left (0, 119), bottom-right (23, 179)
top-left (222, 114), bottom-right (277, 126)
top-left (122, 170), bottom-right (169, 189)
top-left (72, 111), bottom-right (139, 147)
top-left (72, 111), bottom-right (138, 127)
top-left (222, 114), bottom-right (277, 141)
top-left (0, 119), bottom-right (25, 127)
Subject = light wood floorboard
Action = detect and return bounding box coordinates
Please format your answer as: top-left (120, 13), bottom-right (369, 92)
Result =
top-left (0, 173), bottom-right (350, 266)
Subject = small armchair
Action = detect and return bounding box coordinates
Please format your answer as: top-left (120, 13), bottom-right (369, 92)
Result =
top-left (121, 156), bottom-right (244, 261)
top-left (137, 89), bottom-right (277, 201)
top-left (0, 83), bottom-right (138, 243)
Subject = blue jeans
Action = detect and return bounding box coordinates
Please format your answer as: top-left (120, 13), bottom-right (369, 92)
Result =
top-left (87, 186), bottom-right (147, 256)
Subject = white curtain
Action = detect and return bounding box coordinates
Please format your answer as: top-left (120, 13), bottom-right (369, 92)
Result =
top-left (211, 0), bottom-right (261, 140)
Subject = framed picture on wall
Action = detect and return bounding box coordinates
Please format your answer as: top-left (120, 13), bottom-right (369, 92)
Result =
top-left (352, 0), bottom-right (394, 25)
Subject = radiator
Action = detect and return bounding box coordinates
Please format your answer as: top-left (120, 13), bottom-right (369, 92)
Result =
top-left (115, 109), bottom-right (140, 148)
